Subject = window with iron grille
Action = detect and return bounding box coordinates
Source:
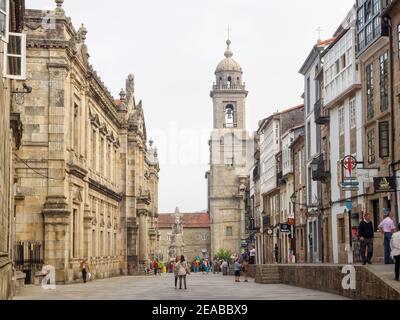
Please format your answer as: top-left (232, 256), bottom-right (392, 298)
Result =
top-left (350, 98), bottom-right (356, 128)
top-left (379, 51), bottom-right (389, 112)
top-left (379, 121), bottom-right (389, 158)
top-left (366, 63), bottom-right (374, 120)
top-left (367, 129), bottom-right (376, 164)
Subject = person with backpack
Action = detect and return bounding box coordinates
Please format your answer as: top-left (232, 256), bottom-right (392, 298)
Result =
top-left (153, 259), bottom-right (159, 276)
top-left (176, 255), bottom-right (189, 290)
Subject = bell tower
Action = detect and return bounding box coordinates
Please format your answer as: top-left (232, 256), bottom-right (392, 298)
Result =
top-left (211, 39), bottom-right (248, 130)
top-left (207, 39), bottom-right (249, 258)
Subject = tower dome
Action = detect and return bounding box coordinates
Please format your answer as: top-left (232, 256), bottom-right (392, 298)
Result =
top-left (215, 40), bottom-right (243, 74)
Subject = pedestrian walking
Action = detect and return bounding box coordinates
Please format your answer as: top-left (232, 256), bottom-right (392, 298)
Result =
top-left (158, 260), bottom-right (163, 275)
top-left (378, 210), bottom-right (396, 264)
top-left (173, 256), bottom-right (180, 289)
top-left (250, 246), bottom-right (256, 265)
top-left (274, 244), bottom-right (279, 264)
top-left (359, 212), bottom-right (374, 265)
top-left (153, 259), bottom-right (158, 276)
top-left (242, 254), bottom-right (249, 282)
top-left (177, 255), bottom-right (189, 290)
top-left (80, 258), bottom-right (90, 283)
top-left (391, 223), bottom-right (400, 281)
top-left (234, 258), bottom-right (241, 282)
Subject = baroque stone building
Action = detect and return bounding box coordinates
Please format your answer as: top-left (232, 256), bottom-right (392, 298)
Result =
top-left (206, 39), bottom-right (250, 258)
top-left (158, 211), bottom-right (211, 263)
top-left (13, 1), bottom-right (159, 284)
top-left (0, 0), bottom-right (26, 300)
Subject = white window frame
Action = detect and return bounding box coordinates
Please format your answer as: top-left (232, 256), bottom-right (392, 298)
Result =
top-left (0, 0), bottom-right (9, 43)
top-left (4, 32), bottom-right (26, 80)
top-left (349, 98), bottom-right (356, 129)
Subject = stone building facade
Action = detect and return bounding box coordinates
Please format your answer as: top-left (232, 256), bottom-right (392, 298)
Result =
top-left (0, 0), bottom-right (26, 300)
top-left (356, 0), bottom-right (392, 263)
top-left (13, 2), bottom-right (159, 284)
top-left (384, 0), bottom-right (400, 231)
top-left (158, 212), bottom-right (211, 263)
top-left (291, 132), bottom-right (307, 263)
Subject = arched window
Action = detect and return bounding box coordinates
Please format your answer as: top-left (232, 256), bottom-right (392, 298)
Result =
top-left (227, 76), bottom-right (232, 87)
top-left (225, 104), bottom-right (234, 128)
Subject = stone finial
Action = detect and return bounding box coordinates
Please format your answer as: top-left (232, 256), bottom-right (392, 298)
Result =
top-left (78, 24), bottom-right (88, 42)
top-left (55, 0), bottom-right (65, 15)
top-left (119, 88), bottom-right (126, 101)
top-left (126, 74), bottom-right (135, 99)
top-left (224, 39), bottom-right (233, 58)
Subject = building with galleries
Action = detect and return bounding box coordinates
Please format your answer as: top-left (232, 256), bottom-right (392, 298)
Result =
top-left (0, 0), bottom-right (25, 300)
top-left (299, 37), bottom-right (335, 263)
top-left (12, 1), bottom-right (160, 284)
top-left (158, 210), bottom-right (211, 263)
top-left (207, 39), bottom-right (250, 258)
top-left (257, 106), bottom-right (304, 264)
top-left (356, 0), bottom-right (393, 263)
top-left (323, 7), bottom-right (366, 264)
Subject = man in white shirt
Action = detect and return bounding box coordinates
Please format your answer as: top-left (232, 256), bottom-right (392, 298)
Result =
top-left (249, 246), bottom-right (256, 265)
top-left (378, 210), bottom-right (396, 264)
top-left (390, 223), bottom-right (400, 281)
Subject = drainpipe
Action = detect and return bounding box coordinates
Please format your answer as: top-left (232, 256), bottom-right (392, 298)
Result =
top-left (387, 16), bottom-right (399, 223)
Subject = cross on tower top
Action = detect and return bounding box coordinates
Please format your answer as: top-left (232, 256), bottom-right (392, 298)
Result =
top-left (316, 27), bottom-right (323, 41)
top-left (227, 25), bottom-right (231, 41)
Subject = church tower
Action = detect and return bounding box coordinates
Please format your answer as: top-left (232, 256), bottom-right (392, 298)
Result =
top-left (207, 39), bottom-right (249, 258)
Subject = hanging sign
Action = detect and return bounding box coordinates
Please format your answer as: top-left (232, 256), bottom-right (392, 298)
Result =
top-left (374, 177), bottom-right (396, 193)
top-left (341, 155), bottom-right (359, 191)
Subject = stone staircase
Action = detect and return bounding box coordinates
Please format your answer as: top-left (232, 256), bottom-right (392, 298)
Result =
top-left (254, 265), bottom-right (281, 284)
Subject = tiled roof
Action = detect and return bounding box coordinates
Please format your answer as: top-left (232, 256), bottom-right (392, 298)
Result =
top-left (158, 212), bottom-right (210, 229)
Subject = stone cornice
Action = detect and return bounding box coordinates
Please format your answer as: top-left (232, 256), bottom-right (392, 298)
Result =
top-left (89, 178), bottom-right (122, 202)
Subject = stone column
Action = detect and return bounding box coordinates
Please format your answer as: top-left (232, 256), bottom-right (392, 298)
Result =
top-left (138, 210), bottom-right (148, 264)
top-left (42, 63), bottom-right (70, 283)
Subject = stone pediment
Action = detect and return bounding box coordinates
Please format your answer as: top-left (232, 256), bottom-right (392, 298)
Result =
top-left (90, 112), bottom-right (101, 128)
top-left (99, 124), bottom-right (108, 135)
top-left (73, 188), bottom-right (83, 204)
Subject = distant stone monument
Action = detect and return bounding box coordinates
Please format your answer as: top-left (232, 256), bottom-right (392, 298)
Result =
top-left (168, 207), bottom-right (185, 260)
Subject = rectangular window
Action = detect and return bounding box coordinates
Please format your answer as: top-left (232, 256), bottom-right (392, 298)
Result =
top-left (100, 137), bottom-right (104, 174)
top-left (0, 0), bottom-right (9, 42)
top-left (306, 77), bottom-right (310, 114)
top-left (358, 8), bottom-right (364, 29)
top-left (226, 226), bottom-right (233, 237)
top-left (308, 167), bottom-right (312, 205)
top-left (341, 54), bottom-right (347, 70)
top-left (307, 122), bottom-right (311, 159)
top-left (338, 218), bottom-right (345, 244)
top-left (373, 0), bottom-right (380, 14)
top-left (398, 25), bottom-right (400, 60)
top-left (339, 106), bottom-right (345, 135)
top-left (365, 0), bottom-right (372, 21)
top-left (335, 60), bottom-right (340, 75)
top-left (4, 33), bottom-right (26, 79)
top-left (350, 98), bottom-right (356, 128)
top-left (72, 209), bottom-right (77, 258)
top-left (367, 129), bottom-right (376, 164)
top-left (379, 51), bottom-right (389, 112)
top-left (366, 63), bottom-right (374, 120)
top-left (379, 121), bottom-right (389, 158)
top-left (73, 104), bottom-right (79, 152)
top-left (92, 130), bottom-right (97, 170)
top-left (366, 22), bottom-right (373, 44)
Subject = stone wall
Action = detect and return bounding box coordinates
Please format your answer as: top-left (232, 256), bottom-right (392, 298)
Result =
top-left (248, 264), bottom-right (400, 300)
top-left (0, 254), bottom-right (14, 300)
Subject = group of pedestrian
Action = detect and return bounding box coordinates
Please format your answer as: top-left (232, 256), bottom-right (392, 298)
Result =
top-left (358, 210), bottom-right (400, 281)
top-left (151, 259), bottom-right (164, 276)
top-left (233, 250), bottom-right (250, 283)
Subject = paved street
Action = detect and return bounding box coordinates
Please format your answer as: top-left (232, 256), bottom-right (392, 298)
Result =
top-left (15, 273), bottom-right (348, 300)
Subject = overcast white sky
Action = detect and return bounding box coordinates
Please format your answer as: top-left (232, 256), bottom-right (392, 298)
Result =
top-left (29, 0), bottom-right (355, 213)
